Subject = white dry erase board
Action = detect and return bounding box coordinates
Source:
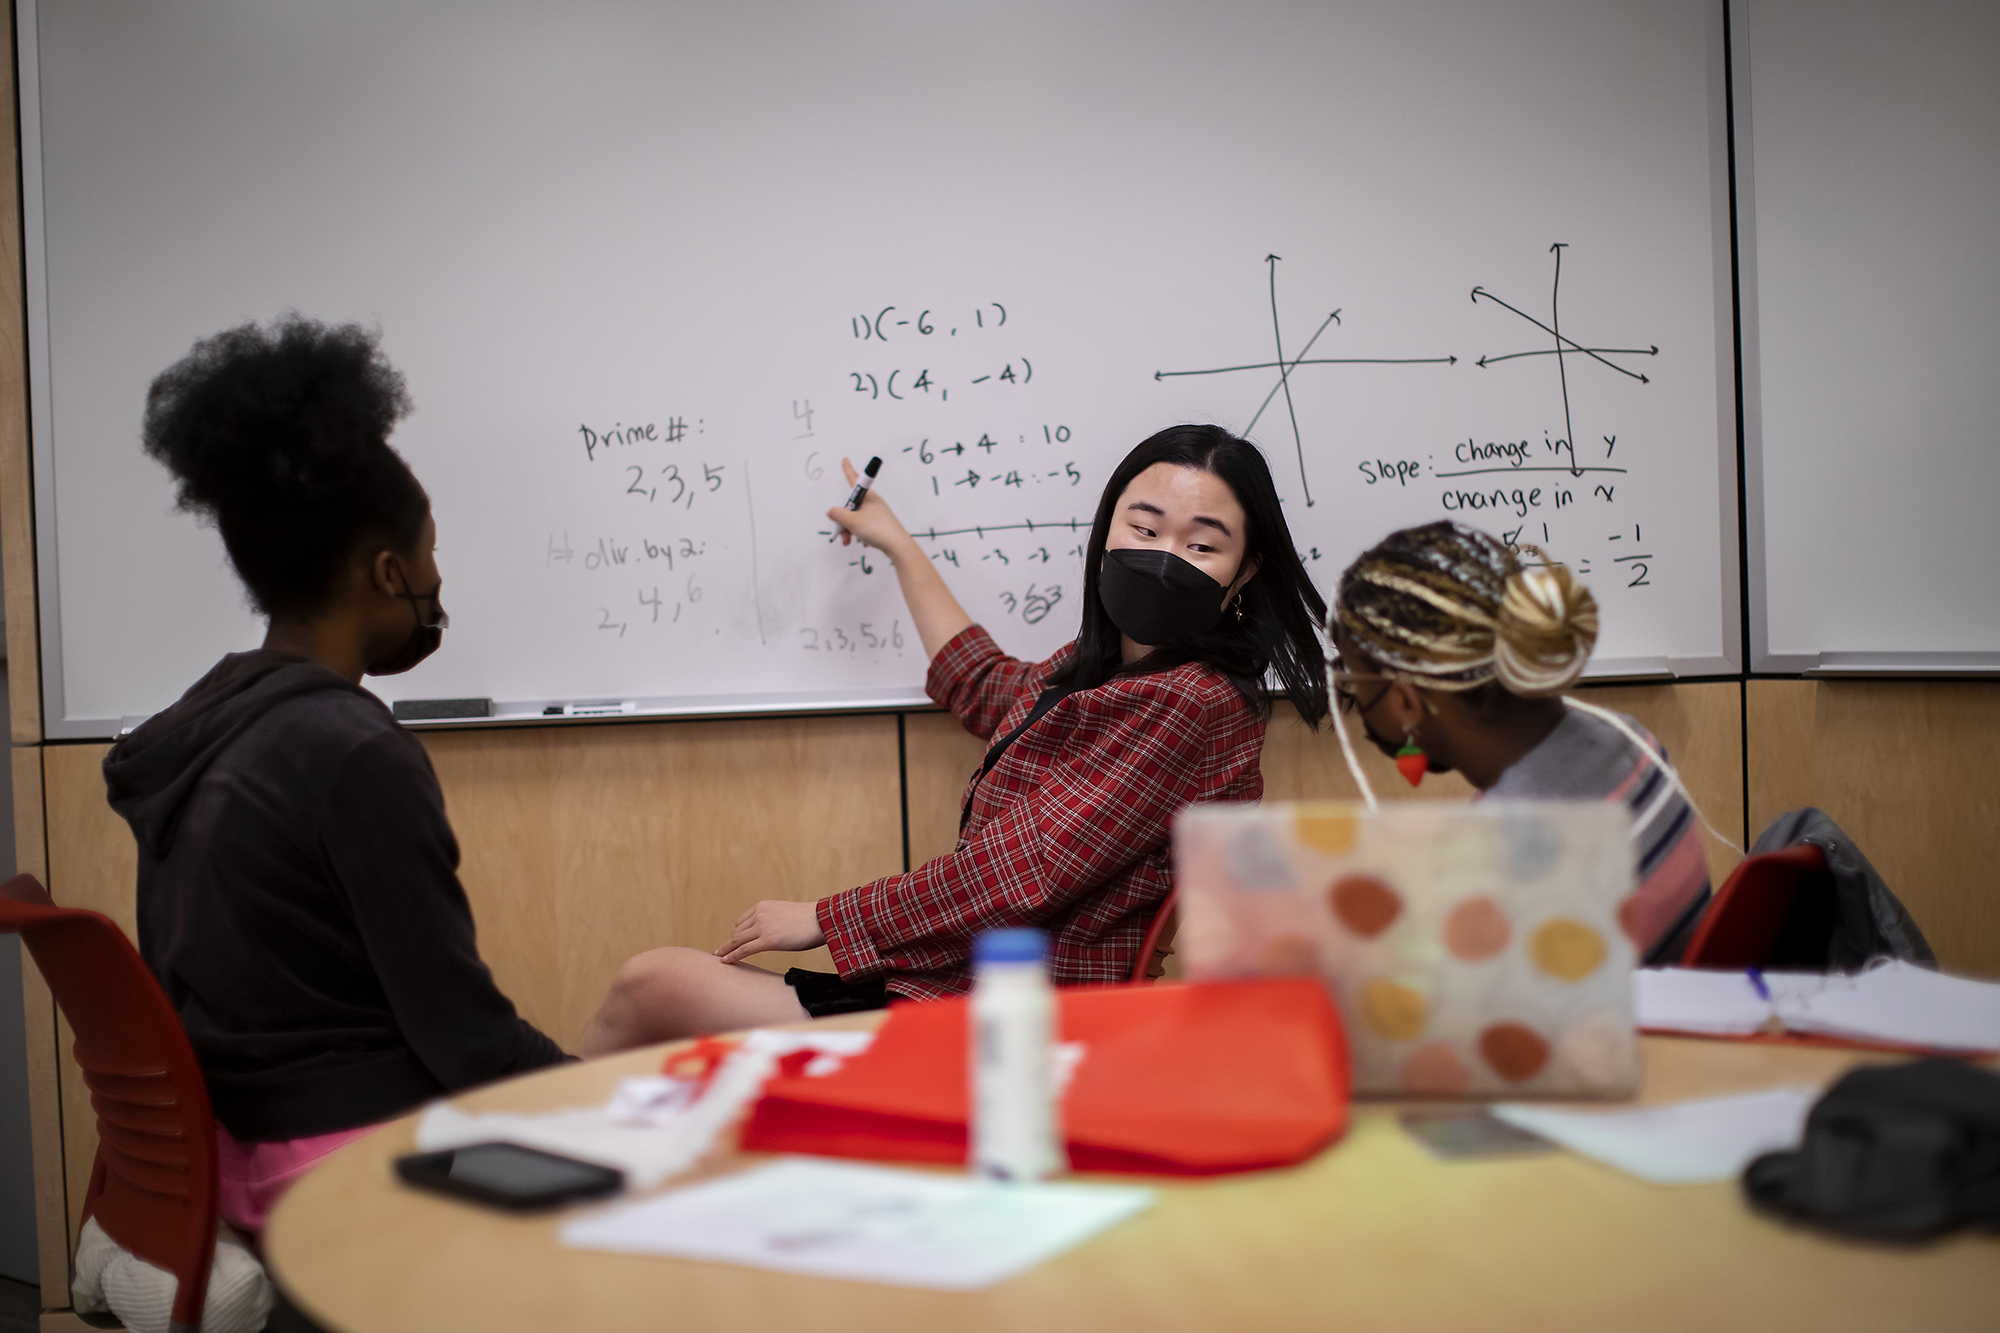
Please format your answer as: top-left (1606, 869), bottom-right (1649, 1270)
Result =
top-left (1734, 0), bottom-right (2000, 674)
top-left (19, 0), bottom-right (1741, 738)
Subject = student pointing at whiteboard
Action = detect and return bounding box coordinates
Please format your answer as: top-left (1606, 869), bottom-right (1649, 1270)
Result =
top-left (582, 424), bottom-right (1330, 1049)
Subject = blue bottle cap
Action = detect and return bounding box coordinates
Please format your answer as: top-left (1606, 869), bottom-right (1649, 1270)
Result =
top-left (973, 928), bottom-right (1047, 965)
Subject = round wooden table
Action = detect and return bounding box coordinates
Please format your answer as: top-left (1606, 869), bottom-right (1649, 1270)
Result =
top-left (265, 1021), bottom-right (1998, 1332)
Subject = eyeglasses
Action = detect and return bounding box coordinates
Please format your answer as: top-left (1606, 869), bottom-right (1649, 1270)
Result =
top-left (1328, 660), bottom-right (1393, 717)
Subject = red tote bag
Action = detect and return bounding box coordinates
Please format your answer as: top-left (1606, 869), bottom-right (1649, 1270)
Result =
top-left (741, 978), bottom-right (1350, 1175)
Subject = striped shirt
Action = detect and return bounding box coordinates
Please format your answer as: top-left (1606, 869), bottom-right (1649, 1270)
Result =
top-left (1483, 706), bottom-right (1710, 961)
top-left (816, 625), bottom-right (1266, 1000)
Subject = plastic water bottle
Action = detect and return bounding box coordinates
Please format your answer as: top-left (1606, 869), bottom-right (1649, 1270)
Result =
top-left (970, 928), bottom-right (1062, 1181)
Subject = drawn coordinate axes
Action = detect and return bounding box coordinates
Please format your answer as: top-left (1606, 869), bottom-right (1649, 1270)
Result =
top-left (1472, 243), bottom-right (1658, 479)
top-left (1156, 255), bottom-right (1455, 507)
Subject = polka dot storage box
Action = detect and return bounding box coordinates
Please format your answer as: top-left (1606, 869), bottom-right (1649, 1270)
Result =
top-left (1175, 801), bottom-right (1638, 1098)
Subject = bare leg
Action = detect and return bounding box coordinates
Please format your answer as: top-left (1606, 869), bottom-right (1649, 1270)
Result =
top-left (578, 946), bottom-right (810, 1056)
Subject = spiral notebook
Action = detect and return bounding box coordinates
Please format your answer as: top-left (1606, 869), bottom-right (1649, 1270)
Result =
top-left (1635, 962), bottom-right (2000, 1055)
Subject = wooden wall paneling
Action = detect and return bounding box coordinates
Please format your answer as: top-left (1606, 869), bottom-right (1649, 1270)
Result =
top-left (902, 710), bottom-right (986, 869)
top-left (0, 0), bottom-right (40, 745)
top-left (1259, 702), bottom-right (1480, 804)
top-left (13, 743), bottom-right (69, 1297)
top-left (1747, 680), bottom-right (2000, 979)
top-left (41, 745), bottom-right (131, 936)
top-left (421, 713), bottom-right (905, 1049)
top-left (39, 743), bottom-right (127, 1256)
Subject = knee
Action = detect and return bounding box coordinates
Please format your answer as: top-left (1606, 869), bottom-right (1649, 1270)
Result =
top-left (608, 946), bottom-right (713, 1016)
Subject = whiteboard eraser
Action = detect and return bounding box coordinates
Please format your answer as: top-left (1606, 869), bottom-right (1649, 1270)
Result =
top-left (392, 698), bottom-right (493, 721)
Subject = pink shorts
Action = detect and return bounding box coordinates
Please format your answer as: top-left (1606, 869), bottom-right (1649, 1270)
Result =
top-left (215, 1123), bottom-right (372, 1234)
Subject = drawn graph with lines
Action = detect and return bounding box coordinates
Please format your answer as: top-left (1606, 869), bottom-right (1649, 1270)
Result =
top-left (1154, 255), bottom-right (1456, 506)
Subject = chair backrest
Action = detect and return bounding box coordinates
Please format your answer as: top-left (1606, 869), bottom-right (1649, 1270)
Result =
top-left (1679, 844), bottom-right (1830, 969)
top-left (0, 873), bottom-right (219, 1331)
top-left (1130, 889), bottom-right (1178, 983)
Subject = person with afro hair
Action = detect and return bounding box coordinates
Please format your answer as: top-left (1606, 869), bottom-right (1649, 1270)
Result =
top-left (102, 315), bottom-right (566, 1235)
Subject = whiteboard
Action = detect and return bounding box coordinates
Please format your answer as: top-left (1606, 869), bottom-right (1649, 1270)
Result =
top-left (21, 0), bottom-right (1741, 739)
top-left (1736, 0), bottom-right (2000, 673)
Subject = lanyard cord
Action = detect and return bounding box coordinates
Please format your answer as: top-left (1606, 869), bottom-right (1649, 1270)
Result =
top-left (1327, 650), bottom-right (1381, 812)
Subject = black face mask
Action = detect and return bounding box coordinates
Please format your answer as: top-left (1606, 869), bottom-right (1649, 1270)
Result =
top-left (368, 566), bottom-right (448, 677)
top-left (1097, 547), bottom-right (1229, 647)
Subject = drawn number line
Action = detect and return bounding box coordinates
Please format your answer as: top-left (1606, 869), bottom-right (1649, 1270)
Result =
top-left (908, 519), bottom-right (1086, 540)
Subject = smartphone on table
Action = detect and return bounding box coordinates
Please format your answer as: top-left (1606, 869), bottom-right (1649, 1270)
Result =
top-left (394, 1141), bottom-right (625, 1211)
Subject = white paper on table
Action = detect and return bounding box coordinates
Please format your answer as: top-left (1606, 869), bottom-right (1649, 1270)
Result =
top-left (1491, 1088), bottom-right (1816, 1185)
top-left (1635, 964), bottom-right (2000, 1054)
top-left (1773, 961), bottom-right (2000, 1054)
top-left (1633, 968), bottom-right (1775, 1035)
top-left (560, 1157), bottom-right (1154, 1290)
top-left (414, 1029), bottom-right (876, 1189)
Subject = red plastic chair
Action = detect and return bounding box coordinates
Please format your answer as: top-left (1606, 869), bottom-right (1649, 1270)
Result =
top-left (0, 873), bottom-right (220, 1333)
top-left (1130, 889), bottom-right (1178, 983)
top-left (1679, 843), bottom-right (1830, 969)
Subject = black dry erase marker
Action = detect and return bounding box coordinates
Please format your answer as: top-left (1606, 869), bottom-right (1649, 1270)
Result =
top-left (844, 456), bottom-right (883, 510)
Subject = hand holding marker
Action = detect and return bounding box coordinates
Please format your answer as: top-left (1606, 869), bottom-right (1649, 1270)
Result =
top-left (822, 452), bottom-right (977, 666)
top-left (832, 456), bottom-right (882, 546)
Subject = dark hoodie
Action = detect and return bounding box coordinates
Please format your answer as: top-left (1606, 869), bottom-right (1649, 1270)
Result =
top-left (105, 650), bottom-right (566, 1141)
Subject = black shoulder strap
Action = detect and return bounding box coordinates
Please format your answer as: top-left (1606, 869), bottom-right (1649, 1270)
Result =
top-left (960, 685), bottom-right (1072, 830)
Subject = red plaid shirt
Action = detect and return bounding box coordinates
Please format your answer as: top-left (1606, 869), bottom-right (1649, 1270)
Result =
top-left (817, 625), bottom-right (1266, 1000)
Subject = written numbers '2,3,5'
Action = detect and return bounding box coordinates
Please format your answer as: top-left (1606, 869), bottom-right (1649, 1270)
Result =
top-left (624, 461), bottom-right (726, 508)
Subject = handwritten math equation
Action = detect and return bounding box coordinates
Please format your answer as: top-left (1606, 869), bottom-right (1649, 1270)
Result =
top-left (846, 299), bottom-right (1031, 405)
top-left (546, 531), bottom-right (712, 573)
top-left (567, 415), bottom-right (737, 513)
top-left (544, 529), bottom-right (719, 637)
top-left (805, 434), bottom-right (1083, 502)
top-left (1504, 523), bottom-right (1656, 588)
top-left (796, 620), bottom-right (907, 656)
top-left (575, 418), bottom-right (700, 460)
top-left (1336, 441), bottom-right (1658, 588)
top-left (578, 578), bottom-right (709, 639)
top-left (1353, 432), bottom-right (1627, 517)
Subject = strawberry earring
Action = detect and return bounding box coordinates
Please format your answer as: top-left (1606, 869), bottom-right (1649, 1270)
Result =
top-left (1394, 733), bottom-right (1428, 788)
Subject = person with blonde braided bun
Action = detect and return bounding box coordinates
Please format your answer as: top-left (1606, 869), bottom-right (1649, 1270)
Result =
top-left (1329, 521), bottom-right (1712, 962)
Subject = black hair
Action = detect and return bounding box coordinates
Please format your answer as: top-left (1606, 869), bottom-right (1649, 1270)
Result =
top-left (142, 315), bottom-right (425, 618)
top-left (1045, 423), bottom-right (1330, 726)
